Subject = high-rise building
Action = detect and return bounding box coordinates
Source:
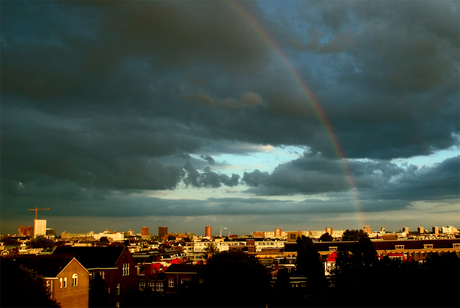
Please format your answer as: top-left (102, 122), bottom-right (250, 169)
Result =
top-left (159, 226), bottom-right (168, 239)
top-left (205, 226), bottom-right (212, 238)
top-left (33, 220), bottom-right (47, 238)
top-left (326, 227), bottom-right (333, 234)
top-left (274, 228), bottom-right (282, 237)
top-left (432, 226), bottom-right (439, 235)
top-left (18, 225), bottom-right (33, 237)
top-left (402, 227), bottom-right (409, 235)
top-left (141, 227), bottom-right (149, 236)
top-left (418, 226), bottom-right (424, 234)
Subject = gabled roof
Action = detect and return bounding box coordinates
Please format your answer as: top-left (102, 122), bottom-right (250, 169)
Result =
top-left (53, 246), bottom-right (126, 269)
top-left (1, 255), bottom-right (81, 277)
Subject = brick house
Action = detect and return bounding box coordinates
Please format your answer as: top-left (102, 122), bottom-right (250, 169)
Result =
top-left (164, 263), bottom-right (205, 293)
top-left (53, 246), bottom-right (137, 307)
top-left (2, 255), bottom-right (89, 308)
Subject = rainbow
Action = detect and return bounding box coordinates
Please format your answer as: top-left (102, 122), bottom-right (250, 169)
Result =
top-left (227, 1), bottom-right (365, 229)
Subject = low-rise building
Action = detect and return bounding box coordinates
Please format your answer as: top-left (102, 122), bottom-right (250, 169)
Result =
top-left (2, 255), bottom-right (89, 308)
top-left (53, 246), bottom-right (136, 307)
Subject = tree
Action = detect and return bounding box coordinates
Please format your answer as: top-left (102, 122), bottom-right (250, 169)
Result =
top-left (204, 242), bottom-right (219, 257)
top-left (29, 237), bottom-right (55, 249)
top-left (89, 273), bottom-right (110, 308)
top-left (319, 232), bottom-right (333, 242)
top-left (203, 251), bottom-right (270, 307)
top-left (341, 229), bottom-right (369, 241)
top-left (1, 261), bottom-right (60, 307)
top-left (295, 236), bottom-right (327, 306)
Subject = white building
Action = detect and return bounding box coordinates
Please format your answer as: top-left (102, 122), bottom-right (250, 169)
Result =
top-left (92, 232), bottom-right (124, 242)
top-left (33, 219), bottom-right (47, 238)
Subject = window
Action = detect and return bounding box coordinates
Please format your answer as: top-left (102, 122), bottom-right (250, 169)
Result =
top-left (59, 278), bottom-right (63, 288)
top-left (181, 278), bottom-right (191, 284)
top-left (395, 245), bottom-right (405, 250)
top-left (139, 282), bottom-right (146, 291)
top-left (424, 244), bottom-right (433, 249)
top-left (168, 278), bottom-right (174, 288)
top-left (46, 280), bottom-right (52, 296)
top-left (63, 277), bottom-right (68, 288)
top-left (72, 274), bottom-right (78, 286)
top-left (329, 246), bottom-right (338, 251)
top-left (116, 283), bottom-right (121, 295)
top-left (122, 263), bottom-right (129, 276)
top-left (156, 282), bottom-right (164, 292)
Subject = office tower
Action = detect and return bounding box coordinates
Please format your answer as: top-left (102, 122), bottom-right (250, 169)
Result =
top-left (402, 227), bottom-right (409, 235)
top-left (33, 220), bottom-right (47, 238)
top-left (326, 227), bottom-right (333, 234)
top-left (417, 226), bottom-right (424, 234)
top-left (205, 226), bottom-right (212, 238)
top-left (432, 226), bottom-right (439, 235)
top-left (363, 226), bottom-right (371, 234)
top-left (159, 226), bottom-right (168, 239)
top-left (141, 227), bottom-right (149, 235)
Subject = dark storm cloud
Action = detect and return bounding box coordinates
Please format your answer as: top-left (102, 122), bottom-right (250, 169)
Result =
top-left (1, 0), bottom-right (458, 233)
top-left (182, 159), bottom-right (240, 188)
top-left (201, 155), bottom-right (215, 165)
top-left (242, 153), bottom-right (459, 206)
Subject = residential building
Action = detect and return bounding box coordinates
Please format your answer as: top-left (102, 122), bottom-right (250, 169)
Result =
top-left (141, 227), bottom-right (149, 236)
top-left (164, 263), bottom-right (205, 294)
top-left (159, 227), bottom-right (168, 240)
top-left (274, 228), bottom-right (282, 237)
top-left (402, 227), bottom-right (409, 235)
top-left (53, 246), bottom-right (136, 307)
top-left (18, 225), bottom-right (33, 237)
top-left (1, 255), bottom-right (89, 308)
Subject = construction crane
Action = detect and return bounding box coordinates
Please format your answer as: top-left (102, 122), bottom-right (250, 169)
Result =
top-left (220, 227), bottom-right (227, 237)
top-left (29, 207), bottom-right (49, 220)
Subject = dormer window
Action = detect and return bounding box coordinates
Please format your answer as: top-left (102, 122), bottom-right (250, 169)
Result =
top-left (424, 244), bottom-right (433, 249)
top-left (395, 245), bottom-right (404, 250)
top-left (329, 246), bottom-right (338, 251)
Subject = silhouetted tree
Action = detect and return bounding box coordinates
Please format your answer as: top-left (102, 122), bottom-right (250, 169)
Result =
top-left (203, 251), bottom-right (270, 307)
top-left (89, 273), bottom-right (110, 308)
top-left (341, 229), bottom-right (369, 241)
top-left (29, 237), bottom-right (55, 249)
top-left (319, 232), bottom-right (333, 242)
top-left (1, 262), bottom-right (60, 307)
top-left (295, 236), bottom-right (327, 306)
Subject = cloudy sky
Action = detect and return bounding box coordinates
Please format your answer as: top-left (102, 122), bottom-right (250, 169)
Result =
top-left (1, 0), bottom-right (459, 236)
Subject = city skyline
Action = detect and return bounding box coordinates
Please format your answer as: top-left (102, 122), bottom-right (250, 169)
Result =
top-left (1, 1), bottom-right (459, 235)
